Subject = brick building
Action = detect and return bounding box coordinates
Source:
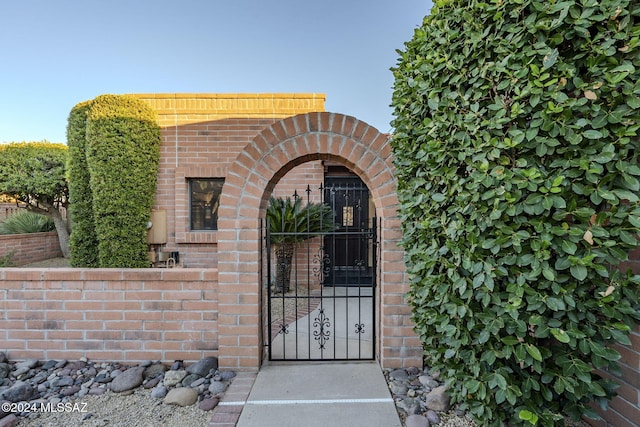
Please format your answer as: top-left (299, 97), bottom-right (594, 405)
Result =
top-left (0, 93), bottom-right (637, 426)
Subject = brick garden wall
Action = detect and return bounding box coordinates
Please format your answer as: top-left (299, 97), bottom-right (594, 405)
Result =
top-left (0, 203), bottom-right (21, 220)
top-left (0, 268), bottom-right (218, 363)
top-left (0, 232), bottom-right (63, 266)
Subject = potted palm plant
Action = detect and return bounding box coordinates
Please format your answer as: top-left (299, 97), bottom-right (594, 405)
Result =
top-left (266, 195), bottom-right (334, 293)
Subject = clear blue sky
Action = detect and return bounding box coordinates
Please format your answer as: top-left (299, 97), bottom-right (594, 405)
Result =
top-left (0, 0), bottom-right (431, 143)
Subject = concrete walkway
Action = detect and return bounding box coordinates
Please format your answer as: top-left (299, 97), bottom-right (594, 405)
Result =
top-left (232, 362), bottom-right (401, 427)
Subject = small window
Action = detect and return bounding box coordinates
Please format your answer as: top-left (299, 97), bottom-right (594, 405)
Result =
top-left (190, 179), bottom-right (224, 230)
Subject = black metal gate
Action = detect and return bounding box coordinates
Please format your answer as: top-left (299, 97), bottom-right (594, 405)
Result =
top-left (266, 183), bottom-right (377, 361)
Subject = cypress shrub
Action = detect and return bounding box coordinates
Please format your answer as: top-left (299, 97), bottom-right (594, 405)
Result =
top-left (391, 1), bottom-right (640, 425)
top-left (67, 101), bottom-right (99, 267)
top-left (85, 95), bottom-right (161, 268)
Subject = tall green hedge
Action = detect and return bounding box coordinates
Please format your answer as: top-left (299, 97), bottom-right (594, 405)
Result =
top-left (67, 101), bottom-right (99, 267)
top-left (391, 1), bottom-right (640, 426)
top-left (84, 94), bottom-right (161, 268)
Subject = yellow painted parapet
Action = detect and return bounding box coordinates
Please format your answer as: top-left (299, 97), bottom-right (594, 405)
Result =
top-left (132, 93), bottom-right (326, 127)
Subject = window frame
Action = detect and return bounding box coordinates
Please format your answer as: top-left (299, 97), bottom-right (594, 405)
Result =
top-left (174, 167), bottom-right (227, 244)
top-left (189, 178), bottom-right (224, 231)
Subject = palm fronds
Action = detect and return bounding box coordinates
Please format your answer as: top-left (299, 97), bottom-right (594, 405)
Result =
top-left (0, 210), bottom-right (55, 235)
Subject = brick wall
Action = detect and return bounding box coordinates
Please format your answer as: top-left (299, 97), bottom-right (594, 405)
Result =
top-left (0, 268), bottom-right (218, 362)
top-left (0, 232), bottom-right (63, 266)
top-left (0, 203), bottom-right (21, 220)
top-left (595, 326), bottom-right (640, 427)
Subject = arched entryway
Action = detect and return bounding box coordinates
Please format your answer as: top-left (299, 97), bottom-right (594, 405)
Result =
top-left (216, 112), bottom-right (421, 369)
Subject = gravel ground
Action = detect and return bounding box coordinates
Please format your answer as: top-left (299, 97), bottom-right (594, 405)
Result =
top-left (17, 388), bottom-right (212, 427)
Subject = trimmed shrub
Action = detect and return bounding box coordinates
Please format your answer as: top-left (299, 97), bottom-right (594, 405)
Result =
top-left (85, 95), bottom-right (161, 268)
top-left (391, 1), bottom-right (640, 426)
top-left (0, 141), bottom-right (70, 256)
top-left (0, 211), bottom-right (55, 234)
top-left (67, 101), bottom-right (99, 267)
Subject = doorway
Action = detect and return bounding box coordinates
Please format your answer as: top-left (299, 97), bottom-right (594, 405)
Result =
top-left (323, 174), bottom-right (374, 287)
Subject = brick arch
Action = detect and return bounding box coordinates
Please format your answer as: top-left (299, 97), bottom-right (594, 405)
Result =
top-left (216, 112), bottom-right (421, 369)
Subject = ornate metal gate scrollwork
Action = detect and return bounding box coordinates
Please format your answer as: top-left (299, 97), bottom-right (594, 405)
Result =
top-left (312, 246), bottom-right (332, 284)
top-left (312, 309), bottom-right (331, 349)
top-left (266, 181), bottom-right (377, 361)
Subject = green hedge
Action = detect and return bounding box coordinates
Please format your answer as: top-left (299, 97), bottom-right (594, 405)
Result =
top-left (67, 101), bottom-right (99, 267)
top-left (84, 95), bottom-right (161, 267)
top-left (391, 1), bottom-right (640, 426)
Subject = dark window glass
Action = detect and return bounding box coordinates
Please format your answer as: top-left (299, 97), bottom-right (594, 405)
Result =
top-left (190, 179), bottom-right (223, 230)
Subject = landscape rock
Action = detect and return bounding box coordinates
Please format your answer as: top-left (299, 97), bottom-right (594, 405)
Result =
top-left (2, 381), bottom-right (33, 402)
top-left (164, 387), bottom-right (198, 406)
top-left (181, 373), bottom-right (201, 387)
top-left (186, 357), bottom-right (218, 377)
top-left (406, 414), bottom-right (430, 427)
top-left (0, 400), bottom-right (10, 419)
top-left (198, 397), bottom-right (219, 411)
top-left (163, 370), bottom-right (187, 387)
top-left (425, 410), bottom-right (440, 424)
top-left (385, 367), bottom-right (473, 425)
top-left (424, 385), bottom-right (450, 412)
top-left (109, 366), bottom-right (144, 393)
top-left (0, 414), bottom-right (17, 427)
top-left (208, 380), bottom-right (226, 395)
top-left (61, 385), bottom-right (81, 396)
top-left (41, 360), bottom-right (57, 370)
top-left (143, 376), bottom-right (161, 389)
top-left (189, 377), bottom-right (206, 388)
top-left (389, 369), bottom-right (409, 380)
top-left (151, 385), bottom-right (167, 399)
top-left (66, 360), bottom-right (87, 370)
top-left (0, 365), bottom-right (9, 380)
top-left (16, 359), bottom-right (39, 370)
top-left (143, 363), bottom-right (167, 380)
top-left (55, 376), bottom-right (74, 387)
top-left (418, 375), bottom-right (440, 389)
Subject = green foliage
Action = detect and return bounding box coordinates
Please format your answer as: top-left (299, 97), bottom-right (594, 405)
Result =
top-left (391, 1), bottom-right (640, 426)
top-left (0, 252), bottom-right (14, 267)
top-left (266, 196), bottom-right (334, 244)
top-left (0, 141), bottom-right (71, 256)
top-left (83, 94), bottom-right (161, 268)
top-left (267, 195), bottom-right (334, 292)
top-left (67, 101), bottom-right (99, 267)
top-left (0, 142), bottom-right (68, 209)
top-left (0, 210), bottom-right (55, 234)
